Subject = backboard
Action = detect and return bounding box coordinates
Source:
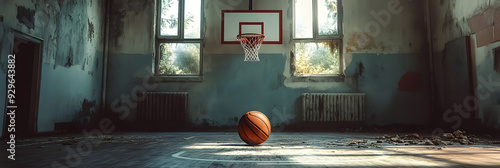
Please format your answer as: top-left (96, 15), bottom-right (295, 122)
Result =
top-left (221, 10), bottom-right (282, 44)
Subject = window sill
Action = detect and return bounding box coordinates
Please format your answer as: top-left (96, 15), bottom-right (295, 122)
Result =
top-left (291, 74), bottom-right (345, 82)
top-left (153, 76), bottom-right (203, 82)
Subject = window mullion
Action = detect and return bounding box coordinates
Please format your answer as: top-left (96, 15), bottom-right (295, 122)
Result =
top-left (200, 0), bottom-right (205, 39)
top-left (312, 0), bottom-right (318, 39)
top-left (179, 0), bottom-right (185, 40)
top-left (156, 0), bottom-right (161, 39)
top-left (338, 0), bottom-right (342, 39)
top-left (339, 39), bottom-right (344, 75)
top-left (155, 0), bottom-right (161, 75)
top-left (292, 0), bottom-right (297, 39)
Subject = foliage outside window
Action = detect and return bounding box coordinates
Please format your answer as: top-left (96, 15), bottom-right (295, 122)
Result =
top-left (293, 0), bottom-right (342, 75)
top-left (157, 0), bottom-right (203, 76)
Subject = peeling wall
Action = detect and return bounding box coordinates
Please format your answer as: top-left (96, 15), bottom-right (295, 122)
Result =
top-left (0, 0), bottom-right (105, 134)
top-left (430, 0), bottom-right (500, 52)
top-left (106, 0), bottom-right (430, 128)
top-left (342, 0), bottom-right (426, 65)
top-left (430, 0), bottom-right (500, 129)
top-left (108, 0), bottom-right (155, 54)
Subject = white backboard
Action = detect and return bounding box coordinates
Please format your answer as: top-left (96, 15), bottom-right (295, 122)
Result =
top-left (222, 10), bottom-right (282, 44)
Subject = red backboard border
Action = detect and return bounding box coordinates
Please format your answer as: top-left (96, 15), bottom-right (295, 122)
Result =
top-left (221, 10), bottom-right (283, 44)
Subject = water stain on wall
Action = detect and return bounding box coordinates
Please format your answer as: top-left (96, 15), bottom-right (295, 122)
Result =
top-left (110, 10), bottom-right (126, 48)
top-left (96, 57), bottom-right (99, 68)
top-left (16, 6), bottom-right (36, 29)
top-left (398, 72), bottom-right (423, 92)
top-left (65, 56), bottom-right (73, 67)
top-left (64, 47), bottom-right (74, 67)
top-left (82, 58), bottom-right (87, 71)
top-left (357, 62), bottom-right (365, 77)
top-left (272, 73), bottom-right (285, 90)
top-left (346, 32), bottom-right (376, 53)
top-left (228, 117), bottom-right (238, 125)
top-left (442, 10), bottom-right (454, 33)
top-left (202, 119), bottom-right (213, 127)
top-left (127, 0), bottom-right (151, 13)
top-left (0, 15), bottom-right (4, 22)
top-left (88, 19), bottom-right (94, 42)
top-left (73, 99), bottom-right (97, 129)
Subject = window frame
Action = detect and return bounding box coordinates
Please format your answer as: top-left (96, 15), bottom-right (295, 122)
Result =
top-left (292, 0), bottom-right (343, 77)
top-left (155, 0), bottom-right (204, 79)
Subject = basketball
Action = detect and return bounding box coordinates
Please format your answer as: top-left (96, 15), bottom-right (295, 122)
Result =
top-left (238, 111), bottom-right (271, 145)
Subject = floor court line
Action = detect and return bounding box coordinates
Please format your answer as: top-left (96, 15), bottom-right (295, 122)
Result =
top-left (184, 136), bottom-right (196, 140)
top-left (171, 150), bottom-right (389, 164)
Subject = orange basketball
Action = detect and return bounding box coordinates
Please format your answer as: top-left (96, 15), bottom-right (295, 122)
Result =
top-left (238, 111), bottom-right (271, 145)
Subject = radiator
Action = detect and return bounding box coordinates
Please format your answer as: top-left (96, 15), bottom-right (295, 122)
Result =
top-left (302, 93), bottom-right (366, 122)
top-left (136, 92), bottom-right (188, 121)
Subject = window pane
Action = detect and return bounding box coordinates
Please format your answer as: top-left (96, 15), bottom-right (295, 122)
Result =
top-left (294, 42), bottom-right (340, 74)
top-left (318, 0), bottom-right (338, 35)
top-left (159, 43), bottom-right (200, 75)
top-left (160, 0), bottom-right (179, 36)
top-left (294, 0), bottom-right (313, 38)
top-left (184, 0), bottom-right (201, 39)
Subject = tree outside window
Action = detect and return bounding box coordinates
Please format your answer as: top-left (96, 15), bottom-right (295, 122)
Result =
top-left (293, 0), bottom-right (342, 76)
top-left (157, 0), bottom-right (203, 76)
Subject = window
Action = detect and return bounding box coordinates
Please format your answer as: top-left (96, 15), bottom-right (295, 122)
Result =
top-left (293, 0), bottom-right (342, 76)
top-left (156, 0), bottom-right (203, 76)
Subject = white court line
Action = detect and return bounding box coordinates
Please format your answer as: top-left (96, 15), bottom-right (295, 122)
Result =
top-left (257, 151), bottom-right (389, 165)
top-left (172, 151), bottom-right (313, 163)
top-left (184, 136), bottom-right (196, 140)
top-left (172, 150), bottom-right (389, 165)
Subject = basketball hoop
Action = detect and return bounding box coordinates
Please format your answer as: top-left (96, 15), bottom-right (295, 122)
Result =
top-left (237, 33), bottom-right (265, 61)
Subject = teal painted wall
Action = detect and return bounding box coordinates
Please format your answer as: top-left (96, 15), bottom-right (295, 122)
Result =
top-left (0, 0), bottom-right (105, 135)
top-left (105, 53), bottom-right (430, 127)
top-left (346, 54), bottom-right (430, 125)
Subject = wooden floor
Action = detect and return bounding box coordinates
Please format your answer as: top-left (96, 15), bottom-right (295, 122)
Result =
top-left (1, 132), bottom-right (500, 167)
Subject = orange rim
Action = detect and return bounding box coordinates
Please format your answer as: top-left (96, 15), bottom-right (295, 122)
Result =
top-left (237, 33), bottom-right (265, 39)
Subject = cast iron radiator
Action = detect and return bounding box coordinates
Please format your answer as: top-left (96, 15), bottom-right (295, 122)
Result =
top-left (302, 93), bottom-right (366, 122)
top-left (136, 92), bottom-right (188, 121)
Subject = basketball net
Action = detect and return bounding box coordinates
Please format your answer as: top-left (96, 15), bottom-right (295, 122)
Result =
top-left (237, 33), bottom-right (265, 61)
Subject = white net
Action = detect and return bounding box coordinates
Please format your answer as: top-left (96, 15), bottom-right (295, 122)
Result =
top-left (237, 33), bottom-right (265, 61)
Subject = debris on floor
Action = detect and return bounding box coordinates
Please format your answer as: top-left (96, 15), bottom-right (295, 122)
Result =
top-left (373, 130), bottom-right (491, 146)
top-left (61, 141), bottom-right (73, 145)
